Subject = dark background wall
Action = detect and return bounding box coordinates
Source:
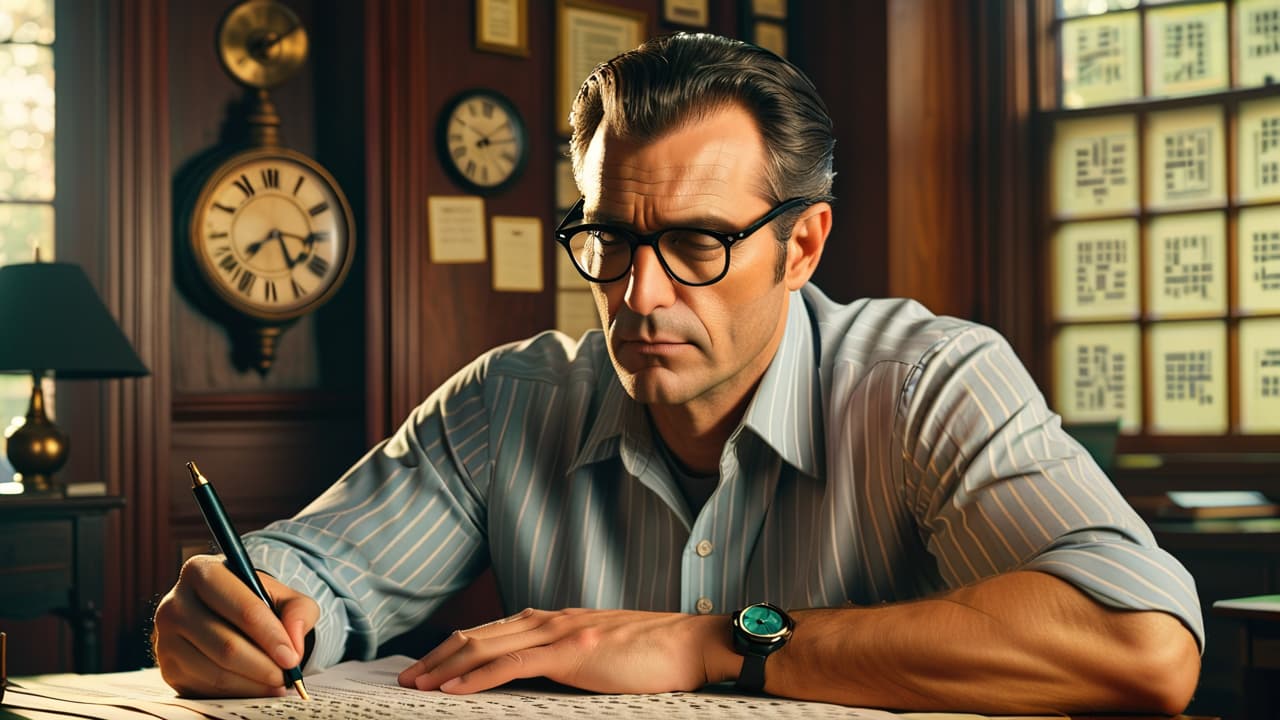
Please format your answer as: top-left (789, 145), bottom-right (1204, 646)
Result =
top-left (7, 0), bottom-right (1004, 677)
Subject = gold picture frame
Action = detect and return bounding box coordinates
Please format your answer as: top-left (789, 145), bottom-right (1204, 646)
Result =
top-left (476, 0), bottom-right (529, 57)
top-left (663, 0), bottom-right (709, 28)
top-left (557, 0), bottom-right (647, 136)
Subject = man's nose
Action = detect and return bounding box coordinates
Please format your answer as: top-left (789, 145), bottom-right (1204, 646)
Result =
top-left (623, 246), bottom-right (677, 315)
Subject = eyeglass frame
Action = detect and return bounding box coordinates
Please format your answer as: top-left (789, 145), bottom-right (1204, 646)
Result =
top-left (554, 195), bottom-right (825, 287)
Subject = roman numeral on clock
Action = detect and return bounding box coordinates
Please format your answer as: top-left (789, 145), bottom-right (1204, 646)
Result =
top-left (233, 174), bottom-right (255, 198)
top-left (307, 255), bottom-right (330, 278)
top-left (261, 167), bottom-right (280, 189)
top-left (308, 201), bottom-right (329, 216)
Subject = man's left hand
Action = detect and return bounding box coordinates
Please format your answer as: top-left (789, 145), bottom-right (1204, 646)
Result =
top-left (396, 608), bottom-right (741, 694)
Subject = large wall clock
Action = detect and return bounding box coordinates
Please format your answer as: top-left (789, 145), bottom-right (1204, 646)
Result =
top-left (438, 88), bottom-right (529, 195)
top-left (177, 0), bottom-right (355, 374)
top-left (188, 147), bottom-right (354, 326)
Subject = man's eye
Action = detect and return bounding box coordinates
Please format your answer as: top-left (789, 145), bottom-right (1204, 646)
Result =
top-left (589, 229), bottom-right (628, 247)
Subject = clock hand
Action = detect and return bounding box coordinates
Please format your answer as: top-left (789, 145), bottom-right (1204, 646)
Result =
top-left (244, 231), bottom-right (276, 258)
top-left (272, 231), bottom-right (298, 269)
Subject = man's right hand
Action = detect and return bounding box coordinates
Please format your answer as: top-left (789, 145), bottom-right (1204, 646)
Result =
top-left (152, 554), bottom-right (319, 698)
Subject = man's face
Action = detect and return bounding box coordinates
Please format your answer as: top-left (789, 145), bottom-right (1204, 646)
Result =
top-left (577, 104), bottom-right (792, 411)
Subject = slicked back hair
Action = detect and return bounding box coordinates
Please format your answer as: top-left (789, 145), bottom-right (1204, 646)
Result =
top-left (568, 33), bottom-right (836, 228)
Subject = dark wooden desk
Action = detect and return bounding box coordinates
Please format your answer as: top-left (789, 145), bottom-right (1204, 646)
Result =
top-left (0, 495), bottom-right (124, 674)
top-left (1214, 595), bottom-right (1280, 720)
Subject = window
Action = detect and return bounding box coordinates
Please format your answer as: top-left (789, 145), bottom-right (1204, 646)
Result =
top-left (1041, 0), bottom-right (1280, 444)
top-left (0, 0), bottom-right (55, 468)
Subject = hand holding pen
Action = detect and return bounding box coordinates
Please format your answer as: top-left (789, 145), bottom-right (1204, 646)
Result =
top-left (149, 465), bottom-right (319, 699)
top-left (187, 462), bottom-right (310, 700)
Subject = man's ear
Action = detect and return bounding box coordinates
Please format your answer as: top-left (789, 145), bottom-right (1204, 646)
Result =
top-left (784, 202), bottom-right (832, 291)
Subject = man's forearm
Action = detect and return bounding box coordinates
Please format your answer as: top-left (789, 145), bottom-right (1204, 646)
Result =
top-left (705, 570), bottom-right (1199, 714)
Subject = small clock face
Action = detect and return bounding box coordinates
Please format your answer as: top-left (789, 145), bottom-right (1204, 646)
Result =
top-left (440, 90), bottom-right (528, 194)
top-left (190, 149), bottom-right (353, 321)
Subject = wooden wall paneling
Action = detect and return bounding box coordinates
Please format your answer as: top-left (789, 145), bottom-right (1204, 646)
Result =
top-left (971, 0), bottom-right (1039, 365)
top-left (790, 1), bottom-right (891, 304)
top-left (886, 0), bottom-right (976, 320)
top-left (107, 0), bottom-right (172, 670)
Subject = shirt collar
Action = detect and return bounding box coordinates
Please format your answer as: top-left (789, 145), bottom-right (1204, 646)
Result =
top-left (740, 290), bottom-right (825, 478)
top-left (568, 290), bottom-right (824, 479)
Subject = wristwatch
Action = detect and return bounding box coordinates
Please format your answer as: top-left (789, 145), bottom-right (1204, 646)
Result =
top-left (731, 602), bottom-right (795, 693)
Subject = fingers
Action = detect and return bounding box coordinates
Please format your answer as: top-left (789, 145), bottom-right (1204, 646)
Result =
top-left (192, 562), bottom-right (300, 670)
top-left (153, 554), bottom-right (314, 698)
top-left (397, 608), bottom-right (542, 688)
top-left (440, 643), bottom-right (561, 694)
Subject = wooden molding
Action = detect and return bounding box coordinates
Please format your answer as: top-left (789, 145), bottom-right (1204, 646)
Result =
top-left (106, 0), bottom-right (172, 670)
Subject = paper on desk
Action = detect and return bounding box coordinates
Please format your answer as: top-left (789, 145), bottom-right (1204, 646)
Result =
top-left (8, 655), bottom-right (913, 720)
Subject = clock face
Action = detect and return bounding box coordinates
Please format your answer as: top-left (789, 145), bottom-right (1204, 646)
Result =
top-left (741, 605), bottom-right (786, 637)
top-left (440, 90), bottom-right (528, 194)
top-left (190, 149), bottom-right (353, 321)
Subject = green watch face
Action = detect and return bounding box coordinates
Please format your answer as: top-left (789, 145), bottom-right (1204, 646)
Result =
top-left (742, 604), bottom-right (785, 635)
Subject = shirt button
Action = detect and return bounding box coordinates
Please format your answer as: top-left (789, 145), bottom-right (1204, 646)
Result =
top-left (696, 597), bottom-right (714, 614)
top-left (696, 539), bottom-right (714, 557)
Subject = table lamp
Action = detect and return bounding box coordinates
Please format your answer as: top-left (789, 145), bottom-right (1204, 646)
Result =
top-left (0, 256), bottom-right (148, 495)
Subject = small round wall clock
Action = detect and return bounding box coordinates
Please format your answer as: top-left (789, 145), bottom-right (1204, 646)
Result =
top-left (438, 89), bottom-right (529, 195)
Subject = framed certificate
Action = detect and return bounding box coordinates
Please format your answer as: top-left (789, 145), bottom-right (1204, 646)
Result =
top-left (1052, 114), bottom-right (1139, 218)
top-left (1236, 96), bottom-right (1280, 204)
top-left (1236, 0), bottom-right (1280, 88)
top-left (750, 0), bottom-right (787, 20)
top-left (1145, 211), bottom-right (1227, 318)
top-left (1052, 219), bottom-right (1140, 321)
top-left (556, 0), bottom-right (647, 136)
top-left (1237, 205), bottom-right (1280, 314)
top-left (1145, 3), bottom-right (1229, 98)
top-left (1053, 323), bottom-right (1143, 432)
top-left (1147, 320), bottom-right (1228, 434)
top-left (1238, 317), bottom-right (1280, 433)
top-left (663, 0), bottom-right (709, 27)
top-left (1144, 105), bottom-right (1226, 211)
top-left (1060, 12), bottom-right (1142, 108)
top-left (475, 0), bottom-right (529, 56)
top-left (753, 20), bottom-right (787, 58)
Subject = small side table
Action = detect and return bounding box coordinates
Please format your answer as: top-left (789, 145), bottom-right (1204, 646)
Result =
top-left (0, 495), bottom-right (124, 673)
top-left (1213, 594), bottom-right (1280, 720)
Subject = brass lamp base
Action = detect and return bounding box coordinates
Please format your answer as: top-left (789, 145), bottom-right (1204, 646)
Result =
top-left (6, 370), bottom-right (68, 496)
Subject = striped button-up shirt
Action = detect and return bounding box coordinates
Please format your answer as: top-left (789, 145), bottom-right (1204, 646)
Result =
top-left (245, 284), bottom-right (1203, 670)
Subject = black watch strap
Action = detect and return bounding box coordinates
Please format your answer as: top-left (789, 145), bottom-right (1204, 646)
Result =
top-left (736, 652), bottom-right (767, 693)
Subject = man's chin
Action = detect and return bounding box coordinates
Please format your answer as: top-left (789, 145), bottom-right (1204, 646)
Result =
top-left (615, 366), bottom-right (694, 406)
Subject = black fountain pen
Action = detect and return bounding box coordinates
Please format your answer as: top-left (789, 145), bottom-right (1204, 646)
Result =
top-left (188, 461), bottom-right (310, 700)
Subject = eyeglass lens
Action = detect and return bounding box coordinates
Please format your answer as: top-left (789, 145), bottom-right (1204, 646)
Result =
top-left (566, 228), bottom-right (728, 284)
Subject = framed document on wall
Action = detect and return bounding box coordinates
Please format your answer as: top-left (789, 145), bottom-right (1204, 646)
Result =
top-left (1052, 114), bottom-right (1139, 218)
top-left (475, 0), bottom-right (529, 56)
top-left (1236, 96), bottom-right (1280, 204)
top-left (1239, 317), bottom-right (1280, 433)
top-left (1144, 105), bottom-right (1226, 211)
top-left (1059, 12), bottom-right (1142, 108)
top-left (557, 0), bottom-right (647, 136)
top-left (1144, 2), bottom-right (1229, 99)
top-left (1235, 0), bottom-right (1280, 88)
top-left (1144, 211), bottom-right (1227, 319)
top-left (1052, 219), bottom-right (1140, 321)
top-left (1237, 205), bottom-right (1280, 314)
top-left (1053, 323), bottom-right (1143, 432)
top-left (1147, 320), bottom-right (1228, 434)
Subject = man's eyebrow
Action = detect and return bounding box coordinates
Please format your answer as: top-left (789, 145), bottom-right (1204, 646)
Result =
top-left (585, 205), bottom-right (739, 232)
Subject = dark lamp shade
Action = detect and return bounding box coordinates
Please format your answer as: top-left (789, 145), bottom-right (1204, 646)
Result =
top-left (0, 261), bottom-right (148, 378)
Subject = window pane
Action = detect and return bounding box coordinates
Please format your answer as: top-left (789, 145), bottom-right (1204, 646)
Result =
top-left (1060, 12), bottom-right (1142, 108)
top-left (0, 42), bottom-right (54, 201)
top-left (0, 201), bottom-right (52, 262)
top-left (0, 0), bottom-right (55, 44)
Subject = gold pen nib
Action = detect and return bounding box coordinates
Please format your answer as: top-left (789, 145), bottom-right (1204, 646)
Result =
top-left (187, 461), bottom-right (208, 487)
top-left (293, 678), bottom-right (310, 700)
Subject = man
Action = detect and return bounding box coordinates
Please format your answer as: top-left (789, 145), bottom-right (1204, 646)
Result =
top-left (152, 33), bottom-right (1202, 714)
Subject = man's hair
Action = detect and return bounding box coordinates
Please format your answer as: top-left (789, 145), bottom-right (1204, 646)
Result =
top-left (568, 32), bottom-right (836, 261)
